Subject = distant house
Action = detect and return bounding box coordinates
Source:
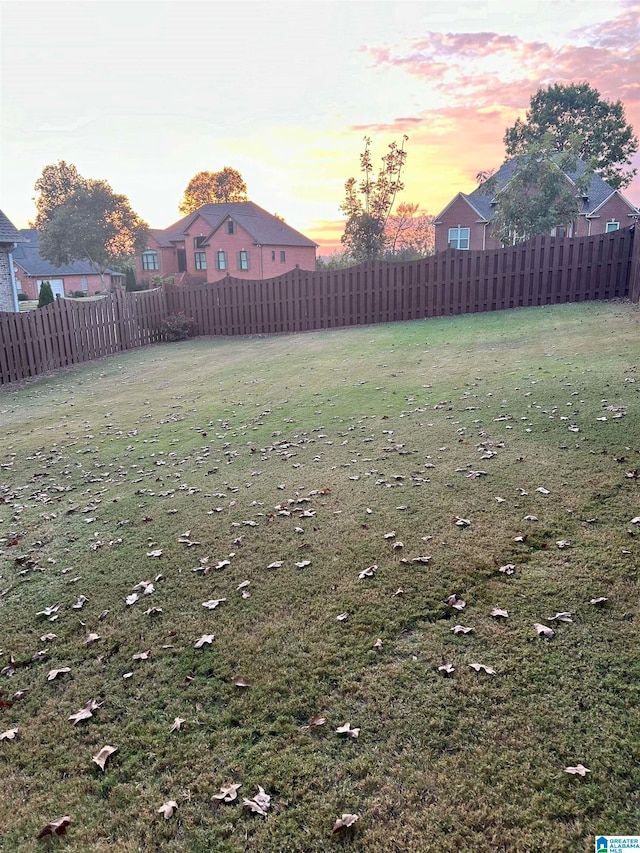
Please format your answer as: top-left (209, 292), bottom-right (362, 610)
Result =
top-left (434, 156), bottom-right (640, 252)
top-left (135, 201), bottom-right (317, 285)
top-left (12, 229), bottom-right (124, 300)
top-left (0, 211), bottom-right (27, 312)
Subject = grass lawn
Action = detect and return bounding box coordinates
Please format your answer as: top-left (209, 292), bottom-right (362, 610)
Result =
top-left (0, 301), bottom-right (639, 852)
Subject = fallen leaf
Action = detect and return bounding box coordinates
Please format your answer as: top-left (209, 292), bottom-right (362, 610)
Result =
top-left (232, 675), bottom-right (251, 688)
top-left (499, 564), bottom-right (515, 575)
top-left (490, 608), bottom-right (509, 619)
top-left (333, 813), bottom-right (359, 834)
top-left (336, 722), bottom-right (360, 739)
top-left (373, 638), bottom-right (383, 650)
top-left (202, 598), bottom-right (226, 610)
top-left (92, 744), bottom-right (117, 771)
top-left (534, 623), bottom-right (555, 638)
top-left (71, 595), bottom-right (88, 609)
top-left (564, 764), bottom-right (590, 776)
top-left (295, 560), bottom-right (311, 568)
top-left (336, 612), bottom-right (349, 621)
top-left (242, 785), bottom-right (271, 816)
top-left (438, 657), bottom-right (455, 675)
top-left (0, 727), bottom-right (18, 741)
top-left (358, 565), bottom-right (377, 580)
top-left (84, 633), bottom-right (101, 645)
top-left (267, 560), bottom-right (283, 569)
top-left (147, 549), bottom-right (163, 558)
top-left (308, 713), bottom-right (326, 728)
top-left (447, 594), bottom-right (466, 610)
top-left (194, 634), bottom-right (215, 648)
top-left (469, 663), bottom-right (496, 675)
top-left (36, 603), bottom-right (60, 618)
top-left (157, 800), bottom-right (178, 819)
top-left (547, 612), bottom-right (573, 623)
top-left (536, 487), bottom-right (550, 495)
top-left (125, 593), bottom-right (139, 606)
top-left (590, 597), bottom-right (608, 606)
top-left (37, 815), bottom-right (72, 838)
top-left (455, 516), bottom-right (471, 527)
top-left (40, 633), bottom-right (57, 642)
top-left (47, 667), bottom-right (71, 681)
top-left (451, 625), bottom-right (473, 635)
top-left (68, 698), bottom-right (101, 725)
top-left (170, 717), bottom-right (186, 733)
top-left (212, 782), bottom-right (241, 803)
top-left (132, 650), bottom-right (150, 661)
top-left (556, 540), bottom-right (572, 549)
top-left (236, 580), bottom-right (250, 591)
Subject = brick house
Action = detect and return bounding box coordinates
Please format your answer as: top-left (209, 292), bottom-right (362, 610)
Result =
top-left (0, 211), bottom-right (27, 312)
top-left (12, 229), bottom-right (124, 300)
top-left (135, 201), bottom-right (317, 285)
top-left (434, 156), bottom-right (640, 252)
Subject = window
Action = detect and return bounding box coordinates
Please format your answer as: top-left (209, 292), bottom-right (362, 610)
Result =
top-left (81, 276), bottom-right (88, 292)
top-left (226, 220), bottom-right (235, 235)
top-left (216, 250), bottom-right (227, 271)
top-left (271, 250), bottom-right (276, 261)
top-left (448, 227), bottom-right (470, 250)
top-left (142, 250), bottom-right (159, 271)
top-left (606, 221), bottom-right (620, 232)
top-left (238, 250), bottom-right (249, 271)
top-left (280, 250), bottom-right (286, 262)
top-left (195, 252), bottom-right (207, 270)
top-left (194, 236), bottom-right (207, 249)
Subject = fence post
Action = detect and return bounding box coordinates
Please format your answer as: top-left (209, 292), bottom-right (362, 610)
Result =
top-left (629, 224), bottom-right (640, 303)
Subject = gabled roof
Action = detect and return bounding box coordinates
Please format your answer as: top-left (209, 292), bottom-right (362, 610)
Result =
top-left (12, 229), bottom-right (121, 276)
top-left (461, 155), bottom-right (639, 221)
top-left (155, 201), bottom-right (317, 248)
top-left (434, 192), bottom-right (489, 223)
top-left (0, 210), bottom-right (27, 245)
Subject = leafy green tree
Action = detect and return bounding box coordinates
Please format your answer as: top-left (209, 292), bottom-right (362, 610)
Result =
top-left (478, 139), bottom-right (592, 246)
top-left (37, 280), bottom-right (55, 308)
top-left (340, 136), bottom-right (408, 262)
top-left (39, 180), bottom-right (148, 291)
top-left (179, 167), bottom-right (248, 214)
top-left (31, 160), bottom-right (88, 229)
top-left (316, 250), bottom-right (354, 270)
top-left (504, 83), bottom-right (638, 190)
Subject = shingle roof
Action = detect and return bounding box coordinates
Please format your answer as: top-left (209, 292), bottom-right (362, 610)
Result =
top-left (157, 201), bottom-right (317, 248)
top-left (0, 210), bottom-right (27, 244)
top-left (464, 156), bottom-right (638, 221)
top-left (12, 229), bottom-right (120, 276)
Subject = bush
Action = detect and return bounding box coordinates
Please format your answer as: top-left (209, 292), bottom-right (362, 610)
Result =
top-left (72, 290), bottom-right (87, 298)
top-left (38, 281), bottom-right (55, 308)
top-left (17, 292), bottom-right (29, 301)
top-left (160, 313), bottom-right (196, 342)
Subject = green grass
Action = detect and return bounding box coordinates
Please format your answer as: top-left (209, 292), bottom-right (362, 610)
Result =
top-left (1, 301), bottom-right (639, 851)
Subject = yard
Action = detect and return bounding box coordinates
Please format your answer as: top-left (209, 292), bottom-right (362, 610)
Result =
top-left (0, 301), bottom-right (639, 852)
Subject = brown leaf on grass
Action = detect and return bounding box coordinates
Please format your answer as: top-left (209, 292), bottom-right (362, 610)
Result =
top-left (556, 540), bottom-right (572, 549)
top-left (36, 603), bottom-right (60, 618)
top-left (68, 698), bottom-right (101, 725)
top-left (170, 717), bottom-right (186, 733)
top-left (202, 599), bottom-right (226, 610)
top-left (490, 608), bottom-right (509, 619)
top-left (308, 713), bottom-right (326, 728)
top-left (383, 531), bottom-right (396, 540)
top-left (242, 786), bottom-right (271, 816)
top-left (236, 580), bottom-right (250, 591)
top-left (40, 633), bottom-right (57, 642)
top-left (411, 555), bottom-right (431, 564)
top-left (336, 722), bottom-right (360, 739)
top-left (267, 561), bottom-right (283, 569)
top-left (447, 594), bottom-right (466, 611)
top-left (454, 516), bottom-right (471, 528)
top-left (232, 675), bottom-right (251, 688)
top-left (564, 764), bottom-right (590, 776)
top-left (146, 549), bottom-right (163, 558)
top-left (92, 745), bottom-right (117, 771)
top-left (0, 727), bottom-right (18, 741)
top-left (373, 638), bottom-right (383, 650)
top-left (144, 606), bottom-right (163, 616)
top-left (358, 565), bottom-right (377, 580)
top-left (451, 625), bottom-right (473, 635)
top-left (157, 800), bottom-right (178, 819)
top-left (469, 663), bottom-right (496, 675)
top-left (194, 635), bottom-right (215, 648)
top-left (499, 564), bottom-right (515, 575)
top-left (125, 593), bottom-right (139, 606)
top-left (71, 595), bottom-right (88, 610)
top-left (438, 657), bottom-right (455, 675)
top-left (547, 612), bottom-right (573, 623)
top-left (295, 560), bottom-right (311, 568)
top-left (132, 650), bottom-right (150, 661)
top-left (332, 813), bottom-right (359, 834)
top-left (212, 782), bottom-right (241, 803)
top-left (336, 612), bottom-right (349, 621)
top-left (534, 623), bottom-right (555, 638)
top-left (47, 667), bottom-right (71, 681)
top-left (590, 597), bottom-right (608, 606)
top-left (98, 610), bottom-right (110, 621)
top-left (84, 633), bottom-right (101, 645)
top-left (37, 815), bottom-right (72, 838)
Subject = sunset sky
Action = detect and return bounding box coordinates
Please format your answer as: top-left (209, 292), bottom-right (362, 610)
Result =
top-left (2, 0), bottom-right (639, 255)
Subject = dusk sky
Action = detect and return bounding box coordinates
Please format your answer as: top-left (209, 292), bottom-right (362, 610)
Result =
top-left (2, 0), bottom-right (639, 254)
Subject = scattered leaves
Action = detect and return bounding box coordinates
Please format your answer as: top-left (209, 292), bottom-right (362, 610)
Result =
top-left (242, 786), bottom-right (271, 816)
top-left (212, 783), bottom-right (241, 803)
top-left (336, 722), bottom-right (360, 739)
top-left (92, 745), bottom-right (117, 771)
top-left (333, 813), bottom-right (359, 834)
top-left (157, 800), bottom-right (178, 819)
top-left (564, 764), bottom-right (590, 776)
top-left (37, 816), bottom-right (72, 838)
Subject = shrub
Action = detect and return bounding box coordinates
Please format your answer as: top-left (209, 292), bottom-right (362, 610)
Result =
top-left (72, 290), bottom-right (87, 298)
top-left (17, 292), bottom-right (29, 302)
top-left (160, 313), bottom-right (196, 342)
top-left (37, 281), bottom-right (55, 308)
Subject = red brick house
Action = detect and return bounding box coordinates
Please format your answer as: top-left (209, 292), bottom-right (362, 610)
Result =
top-left (12, 229), bottom-right (124, 299)
top-left (434, 157), bottom-right (640, 252)
top-left (135, 201), bottom-right (317, 285)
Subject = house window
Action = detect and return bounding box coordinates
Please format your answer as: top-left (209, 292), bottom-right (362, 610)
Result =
top-left (142, 250), bottom-right (159, 270)
top-left (195, 252), bottom-right (207, 270)
top-left (448, 227), bottom-right (470, 250)
top-left (606, 221), bottom-right (620, 232)
top-left (552, 226), bottom-right (569, 237)
top-left (226, 220), bottom-right (235, 235)
top-left (216, 250), bottom-right (227, 271)
top-left (238, 250), bottom-right (249, 271)
top-left (81, 276), bottom-right (88, 292)
top-left (280, 250), bottom-right (286, 262)
top-left (194, 236), bottom-right (207, 249)
top-left (271, 250), bottom-right (276, 261)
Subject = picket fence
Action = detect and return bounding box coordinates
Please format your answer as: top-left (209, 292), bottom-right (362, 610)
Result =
top-left (1, 226), bottom-right (638, 386)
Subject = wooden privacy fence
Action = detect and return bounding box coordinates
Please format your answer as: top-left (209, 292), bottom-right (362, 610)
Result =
top-left (166, 226), bottom-right (637, 336)
top-left (0, 288), bottom-right (166, 385)
top-left (1, 226), bottom-right (638, 386)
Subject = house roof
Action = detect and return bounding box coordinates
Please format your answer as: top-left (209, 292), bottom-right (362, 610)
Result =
top-left (0, 210), bottom-right (27, 245)
top-left (155, 201), bottom-right (317, 248)
top-left (451, 156), bottom-right (639, 223)
top-left (12, 229), bottom-right (121, 276)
